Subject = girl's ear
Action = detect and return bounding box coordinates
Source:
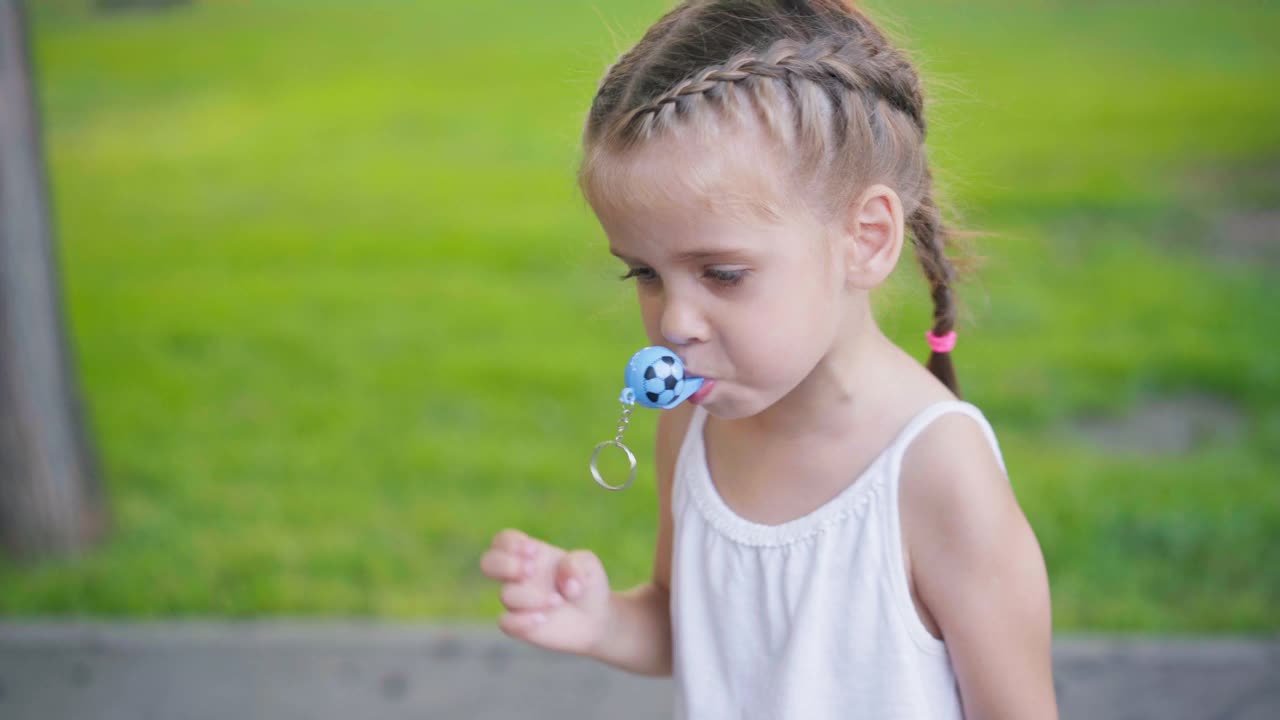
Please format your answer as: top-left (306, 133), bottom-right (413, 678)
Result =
top-left (840, 184), bottom-right (905, 290)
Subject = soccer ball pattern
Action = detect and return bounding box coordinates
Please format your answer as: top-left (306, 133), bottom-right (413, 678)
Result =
top-left (642, 354), bottom-right (684, 406)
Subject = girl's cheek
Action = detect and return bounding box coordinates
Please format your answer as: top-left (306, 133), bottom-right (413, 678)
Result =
top-left (743, 296), bottom-right (790, 339)
top-left (636, 297), bottom-right (662, 337)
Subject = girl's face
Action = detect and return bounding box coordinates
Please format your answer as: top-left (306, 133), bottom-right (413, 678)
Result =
top-left (593, 154), bottom-right (852, 420)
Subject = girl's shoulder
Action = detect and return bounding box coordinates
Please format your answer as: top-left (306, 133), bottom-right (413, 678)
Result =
top-left (892, 371), bottom-right (1005, 505)
top-left (897, 402), bottom-right (1004, 484)
top-left (896, 397), bottom-right (1024, 611)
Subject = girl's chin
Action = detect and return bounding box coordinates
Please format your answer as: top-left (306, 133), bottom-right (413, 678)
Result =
top-left (701, 388), bottom-right (794, 421)
top-left (705, 405), bottom-right (758, 421)
top-left (698, 394), bottom-right (761, 421)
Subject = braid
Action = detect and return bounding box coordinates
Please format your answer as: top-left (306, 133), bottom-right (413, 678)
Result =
top-left (585, 2), bottom-right (697, 145)
top-left (619, 37), bottom-right (925, 139)
top-left (906, 167), bottom-right (962, 396)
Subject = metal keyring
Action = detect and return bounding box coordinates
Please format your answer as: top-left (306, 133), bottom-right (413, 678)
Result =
top-left (590, 439), bottom-right (637, 491)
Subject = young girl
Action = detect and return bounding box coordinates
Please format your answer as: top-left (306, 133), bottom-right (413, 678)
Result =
top-left (479, 1), bottom-right (1057, 717)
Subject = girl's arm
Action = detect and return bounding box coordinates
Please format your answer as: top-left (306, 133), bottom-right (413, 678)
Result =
top-left (901, 413), bottom-right (1059, 720)
top-left (588, 402), bottom-right (693, 676)
top-left (588, 582), bottom-right (671, 676)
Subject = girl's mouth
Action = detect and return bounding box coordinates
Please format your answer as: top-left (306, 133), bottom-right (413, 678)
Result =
top-left (688, 379), bottom-right (716, 405)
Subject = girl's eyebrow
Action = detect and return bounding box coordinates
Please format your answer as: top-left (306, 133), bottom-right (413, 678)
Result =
top-left (609, 247), bottom-right (752, 263)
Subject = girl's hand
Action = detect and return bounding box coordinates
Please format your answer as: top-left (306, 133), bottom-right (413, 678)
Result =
top-left (479, 528), bottom-right (612, 657)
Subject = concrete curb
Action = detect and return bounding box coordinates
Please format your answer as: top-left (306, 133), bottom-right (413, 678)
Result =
top-left (1, 622), bottom-right (1277, 719)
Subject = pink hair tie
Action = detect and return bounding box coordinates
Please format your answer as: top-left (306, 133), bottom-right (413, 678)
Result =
top-left (925, 330), bottom-right (957, 354)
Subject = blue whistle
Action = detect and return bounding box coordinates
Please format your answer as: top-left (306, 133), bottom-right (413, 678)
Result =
top-left (622, 346), bottom-right (705, 409)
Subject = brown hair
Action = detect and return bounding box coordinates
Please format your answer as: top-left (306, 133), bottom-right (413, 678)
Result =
top-left (579, 0), bottom-right (976, 395)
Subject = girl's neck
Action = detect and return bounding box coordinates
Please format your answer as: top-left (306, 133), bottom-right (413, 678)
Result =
top-left (733, 302), bottom-right (896, 442)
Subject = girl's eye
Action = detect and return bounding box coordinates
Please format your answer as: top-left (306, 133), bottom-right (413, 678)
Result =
top-left (618, 266), bottom-right (747, 287)
top-left (619, 267), bottom-right (658, 283)
top-left (703, 268), bottom-right (749, 287)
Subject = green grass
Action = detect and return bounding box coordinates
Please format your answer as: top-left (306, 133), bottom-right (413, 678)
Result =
top-left (2, 0), bottom-right (1277, 629)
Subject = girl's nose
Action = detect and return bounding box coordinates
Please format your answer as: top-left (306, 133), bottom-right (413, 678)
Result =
top-left (660, 293), bottom-right (709, 346)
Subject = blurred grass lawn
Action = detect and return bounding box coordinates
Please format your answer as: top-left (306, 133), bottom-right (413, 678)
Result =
top-left (2, 0), bottom-right (1277, 629)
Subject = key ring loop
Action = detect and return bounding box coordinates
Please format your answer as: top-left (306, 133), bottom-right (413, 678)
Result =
top-left (590, 439), bottom-right (637, 491)
top-left (589, 388), bottom-right (637, 491)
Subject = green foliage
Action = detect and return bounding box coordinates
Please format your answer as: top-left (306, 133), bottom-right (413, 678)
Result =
top-left (3, 0), bottom-right (1277, 629)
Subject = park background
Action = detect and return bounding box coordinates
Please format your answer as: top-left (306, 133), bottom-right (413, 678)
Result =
top-left (2, 0), bottom-right (1277, 632)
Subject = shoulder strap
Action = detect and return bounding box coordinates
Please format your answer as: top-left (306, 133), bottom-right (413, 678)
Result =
top-left (888, 400), bottom-right (1006, 475)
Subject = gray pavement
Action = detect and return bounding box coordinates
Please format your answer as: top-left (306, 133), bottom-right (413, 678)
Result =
top-left (0, 622), bottom-right (1276, 719)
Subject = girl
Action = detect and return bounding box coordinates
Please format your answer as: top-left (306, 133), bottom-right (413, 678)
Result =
top-left (479, 1), bottom-right (1057, 717)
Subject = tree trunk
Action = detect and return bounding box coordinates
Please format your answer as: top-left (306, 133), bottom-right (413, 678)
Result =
top-left (0, 0), bottom-right (108, 559)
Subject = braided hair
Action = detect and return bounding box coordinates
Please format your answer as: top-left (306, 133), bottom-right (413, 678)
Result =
top-left (580, 0), bottom-right (971, 395)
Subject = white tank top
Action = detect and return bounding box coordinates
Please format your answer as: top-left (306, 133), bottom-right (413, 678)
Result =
top-left (669, 401), bottom-right (1007, 719)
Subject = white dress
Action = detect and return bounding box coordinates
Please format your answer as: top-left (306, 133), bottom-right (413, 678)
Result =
top-left (669, 401), bottom-right (1007, 719)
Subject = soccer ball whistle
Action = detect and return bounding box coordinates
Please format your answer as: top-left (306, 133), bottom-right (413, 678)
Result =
top-left (589, 346), bottom-right (705, 491)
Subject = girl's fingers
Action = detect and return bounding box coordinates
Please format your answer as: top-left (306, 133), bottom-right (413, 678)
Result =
top-left (556, 549), bottom-right (604, 601)
top-left (492, 529), bottom-right (541, 559)
top-left (497, 609), bottom-right (548, 638)
top-left (491, 529), bottom-right (527, 552)
top-left (500, 582), bottom-right (565, 612)
top-left (479, 548), bottom-right (526, 582)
